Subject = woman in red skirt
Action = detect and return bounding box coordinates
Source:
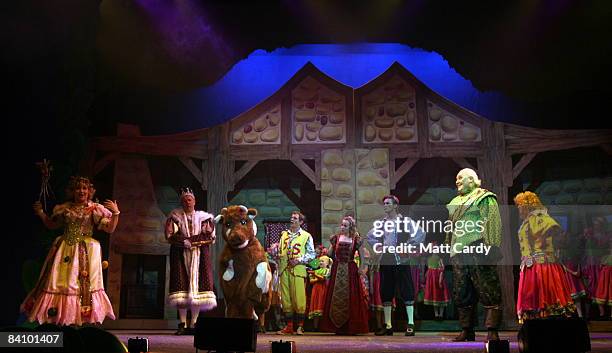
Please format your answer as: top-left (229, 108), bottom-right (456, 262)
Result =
top-left (319, 216), bottom-right (370, 334)
top-left (593, 244), bottom-right (612, 320)
top-left (423, 249), bottom-right (450, 320)
top-left (582, 217), bottom-right (609, 308)
top-left (514, 191), bottom-right (575, 323)
top-left (560, 249), bottom-right (589, 318)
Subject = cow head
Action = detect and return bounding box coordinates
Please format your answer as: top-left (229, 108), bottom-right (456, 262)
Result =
top-left (214, 205), bottom-right (258, 249)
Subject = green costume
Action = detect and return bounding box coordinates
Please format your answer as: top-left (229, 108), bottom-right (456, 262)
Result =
top-left (446, 187), bottom-right (503, 332)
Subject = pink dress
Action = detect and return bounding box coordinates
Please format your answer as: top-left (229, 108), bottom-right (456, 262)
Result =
top-left (21, 201), bottom-right (116, 325)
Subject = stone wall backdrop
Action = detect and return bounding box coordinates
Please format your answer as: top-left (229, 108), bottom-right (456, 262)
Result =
top-left (321, 149), bottom-right (354, 246)
top-left (227, 177), bottom-right (302, 245)
top-left (320, 148), bottom-right (391, 247)
top-left (527, 177), bottom-right (612, 235)
top-left (534, 177), bottom-right (612, 206)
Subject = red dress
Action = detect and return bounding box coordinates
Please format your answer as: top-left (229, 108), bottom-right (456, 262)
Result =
top-left (594, 255), bottom-right (612, 306)
top-left (319, 235), bottom-right (369, 334)
top-left (562, 260), bottom-right (587, 299)
top-left (516, 210), bottom-right (574, 323)
top-left (423, 255), bottom-right (450, 306)
top-left (308, 267), bottom-right (330, 318)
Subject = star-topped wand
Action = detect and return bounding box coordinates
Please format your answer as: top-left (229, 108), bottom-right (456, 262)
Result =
top-left (35, 159), bottom-right (55, 212)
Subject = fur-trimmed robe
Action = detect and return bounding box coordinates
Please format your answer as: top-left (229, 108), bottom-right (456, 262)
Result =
top-left (166, 209), bottom-right (217, 310)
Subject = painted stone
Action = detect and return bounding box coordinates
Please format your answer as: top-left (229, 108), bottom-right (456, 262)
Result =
top-left (386, 104), bottom-right (407, 117)
top-left (323, 150), bottom-right (343, 166)
top-left (370, 149), bottom-right (388, 168)
top-left (441, 115), bottom-right (459, 132)
top-left (321, 167), bottom-right (329, 180)
top-left (254, 116), bottom-right (268, 132)
top-left (458, 126), bottom-right (479, 141)
top-left (357, 171), bottom-right (385, 186)
top-left (365, 125), bottom-right (376, 142)
top-left (357, 205), bottom-right (384, 220)
top-left (319, 126), bottom-right (343, 141)
top-left (429, 107), bottom-right (442, 121)
top-left (396, 128), bottom-right (414, 140)
top-left (322, 212), bottom-right (343, 225)
top-left (260, 127), bottom-right (279, 142)
top-left (336, 185), bottom-right (353, 198)
top-left (295, 124), bottom-right (304, 141)
top-left (244, 131), bottom-right (258, 143)
top-left (358, 190), bottom-right (375, 204)
top-left (329, 113), bottom-right (344, 124)
top-left (406, 111), bottom-right (416, 125)
top-left (323, 199), bottom-right (343, 211)
top-left (295, 110), bottom-right (316, 122)
top-left (430, 124), bottom-right (441, 141)
top-left (321, 181), bottom-right (333, 196)
top-left (378, 129), bottom-right (393, 141)
top-left (269, 113), bottom-right (280, 126)
top-left (374, 118), bottom-right (395, 128)
top-left (344, 200), bottom-right (354, 210)
top-left (332, 168), bottom-right (351, 182)
top-left (306, 122), bottom-right (322, 132)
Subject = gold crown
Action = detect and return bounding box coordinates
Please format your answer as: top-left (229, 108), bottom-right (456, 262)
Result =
top-left (180, 187), bottom-right (195, 199)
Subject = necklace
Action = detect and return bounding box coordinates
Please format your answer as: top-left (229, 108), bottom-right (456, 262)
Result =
top-left (183, 211), bottom-right (195, 237)
top-left (65, 202), bottom-right (90, 246)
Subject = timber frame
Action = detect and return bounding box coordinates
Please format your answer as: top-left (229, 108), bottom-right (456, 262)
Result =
top-left (87, 62), bottom-right (612, 327)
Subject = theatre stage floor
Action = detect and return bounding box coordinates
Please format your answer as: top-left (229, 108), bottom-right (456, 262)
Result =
top-left (111, 330), bottom-right (612, 353)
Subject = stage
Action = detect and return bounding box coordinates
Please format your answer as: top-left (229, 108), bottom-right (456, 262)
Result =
top-left (111, 330), bottom-right (612, 353)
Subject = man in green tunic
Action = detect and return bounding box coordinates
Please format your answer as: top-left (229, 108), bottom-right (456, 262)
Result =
top-left (446, 168), bottom-right (502, 342)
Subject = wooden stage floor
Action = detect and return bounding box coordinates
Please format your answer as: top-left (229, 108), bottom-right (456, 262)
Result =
top-left (111, 330), bottom-right (612, 353)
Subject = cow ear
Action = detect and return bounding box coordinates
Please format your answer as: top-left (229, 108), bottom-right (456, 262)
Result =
top-left (247, 208), bottom-right (258, 220)
top-left (214, 210), bottom-right (226, 224)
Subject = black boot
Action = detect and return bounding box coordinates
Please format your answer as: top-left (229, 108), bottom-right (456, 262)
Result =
top-left (484, 307), bottom-right (502, 329)
top-left (484, 307), bottom-right (502, 341)
top-left (486, 329), bottom-right (499, 341)
top-left (454, 305), bottom-right (476, 341)
top-left (453, 328), bottom-right (475, 342)
top-left (404, 324), bottom-right (415, 336)
top-left (375, 326), bottom-right (393, 336)
top-left (175, 322), bottom-right (186, 336)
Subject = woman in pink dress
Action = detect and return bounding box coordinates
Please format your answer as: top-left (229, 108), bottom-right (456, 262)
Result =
top-left (21, 176), bottom-right (119, 325)
top-left (319, 216), bottom-right (370, 334)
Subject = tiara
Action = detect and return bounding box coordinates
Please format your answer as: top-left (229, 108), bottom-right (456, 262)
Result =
top-left (69, 176), bottom-right (93, 187)
top-left (180, 187), bottom-right (195, 199)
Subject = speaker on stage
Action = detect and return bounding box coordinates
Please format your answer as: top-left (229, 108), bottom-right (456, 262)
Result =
top-left (518, 318), bottom-right (591, 353)
top-left (194, 317), bottom-right (257, 353)
top-left (271, 340), bottom-right (296, 353)
top-left (486, 339), bottom-right (510, 353)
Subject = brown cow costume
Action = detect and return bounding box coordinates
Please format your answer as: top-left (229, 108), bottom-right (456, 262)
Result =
top-left (215, 205), bottom-right (272, 320)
